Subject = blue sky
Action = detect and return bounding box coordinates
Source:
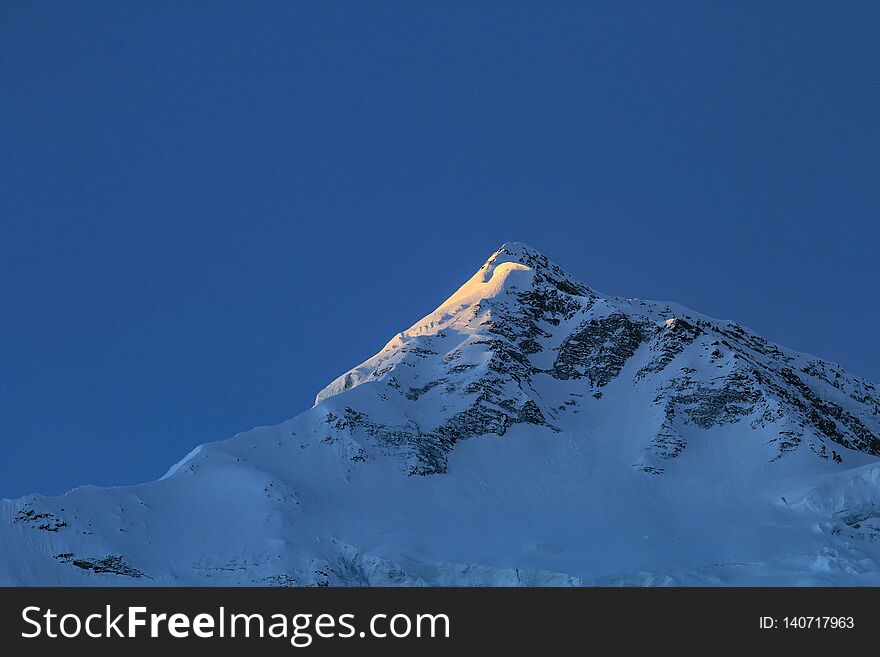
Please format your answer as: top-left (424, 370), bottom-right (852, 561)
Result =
top-left (2, 1), bottom-right (878, 498)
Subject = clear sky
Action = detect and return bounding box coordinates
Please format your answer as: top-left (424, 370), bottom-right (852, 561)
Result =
top-left (2, 1), bottom-right (878, 499)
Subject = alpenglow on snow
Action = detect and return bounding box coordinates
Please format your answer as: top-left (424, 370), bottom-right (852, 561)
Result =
top-left (3, 243), bottom-right (880, 585)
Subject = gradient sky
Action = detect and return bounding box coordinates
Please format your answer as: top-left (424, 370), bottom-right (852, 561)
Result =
top-left (2, 1), bottom-right (878, 499)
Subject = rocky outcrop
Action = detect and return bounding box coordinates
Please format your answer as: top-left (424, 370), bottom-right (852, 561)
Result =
top-left (553, 313), bottom-right (650, 386)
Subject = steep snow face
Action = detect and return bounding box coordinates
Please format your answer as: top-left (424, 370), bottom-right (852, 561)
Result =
top-left (3, 242), bottom-right (880, 586)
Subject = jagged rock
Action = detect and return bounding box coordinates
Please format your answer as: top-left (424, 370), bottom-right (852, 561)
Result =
top-left (553, 313), bottom-right (650, 385)
top-left (55, 553), bottom-right (147, 578)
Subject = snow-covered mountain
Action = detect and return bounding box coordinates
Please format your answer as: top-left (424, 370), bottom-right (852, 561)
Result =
top-left (3, 242), bottom-right (880, 585)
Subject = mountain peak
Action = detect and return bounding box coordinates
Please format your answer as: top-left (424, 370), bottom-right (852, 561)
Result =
top-left (314, 240), bottom-right (880, 477)
top-left (482, 241), bottom-right (555, 276)
top-left (488, 241), bottom-right (546, 263)
top-left (314, 241), bottom-right (591, 405)
top-left (477, 241), bottom-right (592, 298)
top-left (410, 241), bottom-right (592, 338)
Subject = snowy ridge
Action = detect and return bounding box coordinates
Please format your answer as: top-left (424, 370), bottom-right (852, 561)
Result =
top-left (2, 242), bottom-right (880, 585)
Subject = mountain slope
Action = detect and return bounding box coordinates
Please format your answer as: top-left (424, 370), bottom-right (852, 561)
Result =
top-left (3, 242), bottom-right (880, 585)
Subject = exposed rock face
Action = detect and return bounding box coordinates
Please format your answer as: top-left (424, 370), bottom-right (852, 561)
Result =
top-left (553, 313), bottom-right (650, 386)
top-left (635, 317), bottom-right (702, 381)
top-left (55, 553), bottom-right (148, 578)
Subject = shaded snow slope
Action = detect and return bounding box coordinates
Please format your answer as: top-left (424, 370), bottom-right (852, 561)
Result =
top-left (3, 242), bottom-right (880, 585)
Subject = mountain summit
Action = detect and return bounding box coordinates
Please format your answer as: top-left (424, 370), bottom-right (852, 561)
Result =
top-left (317, 241), bottom-right (879, 476)
top-left (3, 243), bottom-right (880, 585)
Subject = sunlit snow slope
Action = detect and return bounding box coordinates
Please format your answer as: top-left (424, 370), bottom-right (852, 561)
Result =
top-left (3, 242), bottom-right (880, 585)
